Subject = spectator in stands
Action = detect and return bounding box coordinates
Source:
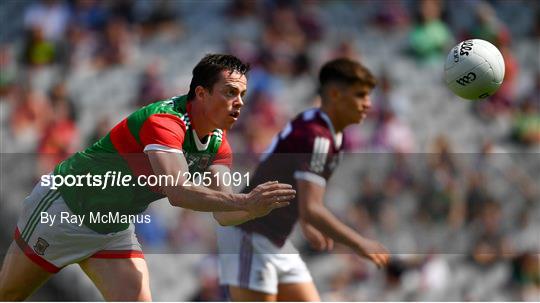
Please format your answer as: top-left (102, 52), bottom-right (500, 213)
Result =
top-left (471, 200), bottom-right (512, 261)
top-left (70, 0), bottom-right (108, 32)
top-left (86, 116), bottom-right (111, 148)
top-left (241, 92), bottom-right (286, 156)
top-left (0, 45), bottom-right (17, 97)
top-left (108, 0), bottom-right (136, 24)
top-left (258, 4), bottom-right (309, 78)
top-left (464, 172), bottom-right (492, 224)
top-left (23, 0), bottom-right (70, 41)
top-left (468, 1), bottom-right (518, 118)
top-left (510, 253), bottom-right (540, 301)
top-left (408, 0), bottom-right (453, 65)
top-left (138, 0), bottom-right (182, 41)
top-left (328, 40), bottom-right (361, 61)
top-left (510, 98), bottom-right (540, 146)
top-left (93, 17), bottom-right (135, 68)
top-left (470, 1), bottom-right (510, 47)
top-left (61, 23), bottom-right (96, 71)
top-left (137, 62), bottom-right (167, 107)
top-left (134, 209), bottom-right (168, 250)
top-left (189, 256), bottom-right (226, 301)
top-left (10, 89), bottom-right (52, 147)
top-left (21, 26), bottom-right (57, 67)
top-left (370, 108), bottom-right (416, 153)
top-left (508, 71), bottom-right (540, 146)
top-left (371, 0), bottom-right (410, 31)
top-left (169, 211), bottom-right (214, 254)
top-left (36, 83), bottom-right (79, 176)
top-left (418, 136), bottom-right (460, 223)
top-left (355, 175), bottom-right (384, 224)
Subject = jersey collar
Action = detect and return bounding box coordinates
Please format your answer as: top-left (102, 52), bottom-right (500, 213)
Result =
top-left (186, 100), bottom-right (224, 151)
top-left (318, 109), bottom-right (343, 149)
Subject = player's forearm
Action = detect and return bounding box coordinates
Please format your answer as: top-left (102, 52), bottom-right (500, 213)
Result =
top-left (302, 205), bottom-right (367, 252)
top-left (164, 184), bottom-right (246, 212)
top-left (213, 211), bottom-right (253, 226)
top-left (148, 151), bottom-right (247, 212)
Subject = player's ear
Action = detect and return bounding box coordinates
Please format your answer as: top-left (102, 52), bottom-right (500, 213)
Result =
top-left (328, 83), bottom-right (341, 100)
top-left (195, 86), bottom-right (207, 101)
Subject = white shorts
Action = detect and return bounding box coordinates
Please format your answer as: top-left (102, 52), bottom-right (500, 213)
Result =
top-left (216, 226), bottom-right (312, 294)
top-left (14, 181), bottom-right (143, 273)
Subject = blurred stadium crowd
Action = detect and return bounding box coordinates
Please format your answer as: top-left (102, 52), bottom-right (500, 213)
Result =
top-left (0, 0), bottom-right (539, 301)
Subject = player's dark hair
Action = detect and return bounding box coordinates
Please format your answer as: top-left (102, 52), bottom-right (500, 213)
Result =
top-left (319, 58), bottom-right (376, 92)
top-left (187, 54), bottom-right (250, 100)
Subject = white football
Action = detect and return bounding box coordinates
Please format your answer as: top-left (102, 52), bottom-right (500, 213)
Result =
top-left (444, 39), bottom-right (505, 100)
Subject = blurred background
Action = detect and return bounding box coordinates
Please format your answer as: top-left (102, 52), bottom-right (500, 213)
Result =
top-left (0, 0), bottom-right (539, 301)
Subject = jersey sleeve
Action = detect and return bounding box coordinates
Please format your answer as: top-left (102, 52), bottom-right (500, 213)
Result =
top-left (291, 129), bottom-right (331, 187)
top-left (139, 114), bottom-right (186, 153)
top-left (211, 135), bottom-right (233, 168)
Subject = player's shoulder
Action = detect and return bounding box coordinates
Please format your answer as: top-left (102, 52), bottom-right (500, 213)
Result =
top-left (141, 95), bottom-right (187, 115)
top-left (129, 95), bottom-right (189, 127)
top-left (289, 109), bottom-right (333, 140)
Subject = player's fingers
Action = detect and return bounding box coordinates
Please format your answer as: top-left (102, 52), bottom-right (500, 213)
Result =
top-left (270, 201), bottom-right (290, 209)
top-left (383, 253), bottom-right (391, 265)
top-left (277, 194), bottom-right (296, 201)
top-left (270, 201), bottom-right (291, 209)
top-left (373, 255), bottom-right (383, 268)
top-left (312, 242), bottom-right (323, 251)
top-left (374, 254), bottom-right (388, 268)
top-left (310, 234), bottom-right (326, 250)
top-left (326, 238), bottom-right (334, 250)
top-left (257, 181), bottom-right (279, 190)
top-left (262, 189), bottom-right (296, 199)
top-left (378, 255), bottom-right (386, 267)
top-left (368, 254), bottom-right (380, 268)
top-left (264, 183), bottom-right (293, 191)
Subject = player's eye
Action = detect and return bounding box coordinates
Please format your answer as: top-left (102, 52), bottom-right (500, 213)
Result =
top-left (226, 89), bottom-right (237, 98)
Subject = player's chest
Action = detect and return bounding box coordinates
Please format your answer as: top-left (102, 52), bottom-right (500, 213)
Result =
top-left (182, 131), bottom-right (221, 172)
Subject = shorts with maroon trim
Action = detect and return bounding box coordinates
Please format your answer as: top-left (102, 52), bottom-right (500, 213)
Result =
top-left (14, 181), bottom-right (143, 273)
top-left (216, 226), bottom-right (312, 294)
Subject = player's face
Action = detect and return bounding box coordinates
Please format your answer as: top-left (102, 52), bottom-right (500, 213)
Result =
top-left (337, 83), bottom-right (372, 126)
top-left (205, 70), bottom-right (247, 129)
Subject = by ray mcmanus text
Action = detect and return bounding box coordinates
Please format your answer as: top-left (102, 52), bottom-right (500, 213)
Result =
top-left (40, 211), bottom-right (152, 227)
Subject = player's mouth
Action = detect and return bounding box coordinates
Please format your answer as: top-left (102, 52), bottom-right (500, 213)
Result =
top-left (229, 111), bottom-right (240, 120)
top-left (358, 109), bottom-right (369, 120)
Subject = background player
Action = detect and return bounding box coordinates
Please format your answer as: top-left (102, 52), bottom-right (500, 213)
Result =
top-left (215, 58), bottom-right (390, 301)
top-left (0, 54), bottom-right (295, 301)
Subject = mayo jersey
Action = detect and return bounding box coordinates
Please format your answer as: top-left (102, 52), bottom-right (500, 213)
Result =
top-left (54, 95), bottom-right (232, 233)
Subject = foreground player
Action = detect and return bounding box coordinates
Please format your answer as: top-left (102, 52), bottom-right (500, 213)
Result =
top-left (0, 54), bottom-right (295, 301)
top-left (215, 58), bottom-right (390, 301)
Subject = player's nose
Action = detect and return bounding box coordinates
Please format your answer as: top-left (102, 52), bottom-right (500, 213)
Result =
top-left (362, 96), bottom-right (372, 110)
top-left (235, 95), bottom-right (245, 108)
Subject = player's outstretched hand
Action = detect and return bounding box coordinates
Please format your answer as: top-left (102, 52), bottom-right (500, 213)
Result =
top-left (242, 181), bottom-right (295, 218)
top-left (355, 238), bottom-right (390, 269)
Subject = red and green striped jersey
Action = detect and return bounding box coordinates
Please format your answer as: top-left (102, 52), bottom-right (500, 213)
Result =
top-left (54, 95), bottom-right (232, 233)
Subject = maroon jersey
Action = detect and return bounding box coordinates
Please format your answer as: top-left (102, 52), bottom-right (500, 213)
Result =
top-left (239, 109), bottom-right (344, 246)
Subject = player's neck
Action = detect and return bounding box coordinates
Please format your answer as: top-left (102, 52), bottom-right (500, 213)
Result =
top-left (320, 106), bottom-right (345, 133)
top-left (189, 101), bottom-right (215, 139)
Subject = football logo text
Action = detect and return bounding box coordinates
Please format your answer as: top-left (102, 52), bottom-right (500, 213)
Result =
top-left (456, 72), bottom-right (476, 86)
